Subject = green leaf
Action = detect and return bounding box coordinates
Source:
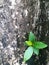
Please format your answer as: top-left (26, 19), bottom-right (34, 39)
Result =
top-left (24, 47), bottom-right (33, 62)
top-left (33, 47), bottom-right (39, 55)
top-left (25, 41), bottom-right (33, 46)
top-left (34, 42), bottom-right (48, 49)
top-left (29, 32), bottom-right (36, 42)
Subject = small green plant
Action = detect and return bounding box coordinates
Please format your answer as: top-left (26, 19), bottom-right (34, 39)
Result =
top-left (23, 32), bottom-right (48, 62)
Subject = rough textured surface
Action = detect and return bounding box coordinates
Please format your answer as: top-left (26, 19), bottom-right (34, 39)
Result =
top-left (0, 0), bottom-right (40, 65)
top-left (0, 0), bottom-right (49, 65)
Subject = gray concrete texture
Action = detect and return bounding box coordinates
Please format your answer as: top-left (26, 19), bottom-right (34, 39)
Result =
top-left (0, 0), bottom-right (49, 65)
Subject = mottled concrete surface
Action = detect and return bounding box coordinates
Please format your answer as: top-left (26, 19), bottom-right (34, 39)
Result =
top-left (0, 0), bottom-right (49, 65)
top-left (0, 0), bottom-right (40, 65)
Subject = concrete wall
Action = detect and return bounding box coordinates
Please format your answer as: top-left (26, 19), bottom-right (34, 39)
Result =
top-left (0, 0), bottom-right (49, 65)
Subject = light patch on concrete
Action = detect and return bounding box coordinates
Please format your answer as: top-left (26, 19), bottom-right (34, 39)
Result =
top-left (0, 0), bottom-right (4, 5)
top-left (24, 9), bottom-right (28, 16)
top-left (10, 0), bottom-right (16, 6)
top-left (16, 0), bottom-right (21, 4)
top-left (9, 0), bottom-right (16, 9)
